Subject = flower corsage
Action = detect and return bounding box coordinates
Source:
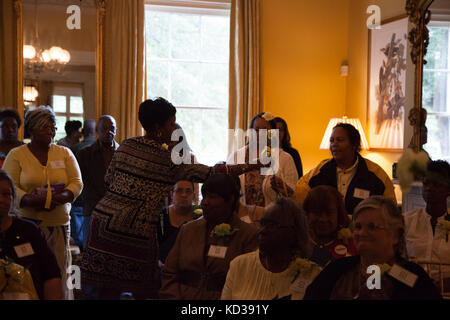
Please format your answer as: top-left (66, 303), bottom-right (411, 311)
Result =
top-left (261, 112), bottom-right (275, 121)
top-left (337, 227), bottom-right (353, 245)
top-left (288, 258), bottom-right (321, 280)
top-left (211, 223), bottom-right (238, 238)
top-left (192, 206), bottom-right (203, 217)
top-left (0, 259), bottom-right (38, 300)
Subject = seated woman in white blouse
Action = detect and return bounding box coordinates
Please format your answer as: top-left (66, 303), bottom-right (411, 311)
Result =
top-left (221, 197), bottom-right (321, 300)
top-left (404, 160), bottom-right (450, 292)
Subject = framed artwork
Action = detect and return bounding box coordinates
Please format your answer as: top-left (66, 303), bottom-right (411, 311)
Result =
top-left (367, 15), bottom-right (408, 151)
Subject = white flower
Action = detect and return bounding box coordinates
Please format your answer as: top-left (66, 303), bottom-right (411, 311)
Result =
top-left (397, 148), bottom-right (429, 193)
top-left (261, 112), bottom-right (275, 121)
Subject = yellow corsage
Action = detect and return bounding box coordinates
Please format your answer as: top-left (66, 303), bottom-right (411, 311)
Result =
top-left (211, 223), bottom-right (238, 238)
top-left (337, 227), bottom-right (353, 245)
top-left (289, 258), bottom-right (319, 279)
top-left (193, 208), bottom-right (203, 216)
top-left (161, 143), bottom-right (169, 150)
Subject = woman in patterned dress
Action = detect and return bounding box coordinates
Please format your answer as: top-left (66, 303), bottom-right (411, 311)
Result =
top-left (80, 98), bottom-right (261, 299)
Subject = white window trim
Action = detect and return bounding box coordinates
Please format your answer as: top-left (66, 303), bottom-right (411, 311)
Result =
top-left (145, 0), bottom-right (230, 16)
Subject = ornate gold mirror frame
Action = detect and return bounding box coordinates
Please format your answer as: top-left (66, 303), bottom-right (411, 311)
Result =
top-left (406, 0), bottom-right (434, 152)
top-left (12, 0), bottom-right (105, 139)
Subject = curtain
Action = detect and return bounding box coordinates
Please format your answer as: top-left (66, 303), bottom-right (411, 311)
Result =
top-left (103, 0), bottom-right (145, 142)
top-left (0, 0), bottom-right (17, 109)
top-left (228, 0), bottom-right (262, 153)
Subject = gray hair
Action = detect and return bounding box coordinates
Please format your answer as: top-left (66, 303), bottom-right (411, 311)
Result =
top-left (24, 106), bottom-right (56, 138)
top-left (270, 197), bottom-right (311, 258)
top-left (353, 196), bottom-right (406, 259)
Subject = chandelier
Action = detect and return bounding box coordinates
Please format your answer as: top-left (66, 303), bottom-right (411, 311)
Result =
top-left (23, 84), bottom-right (39, 106)
top-left (23, 0), bottom-right (71, 74)
top-left (23, 44), bottom-right (71, 74)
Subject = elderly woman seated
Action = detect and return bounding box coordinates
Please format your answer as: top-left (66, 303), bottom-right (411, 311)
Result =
top-left (303, 185), bottom-right (357, 267)
top-left (221, 197), bottom-right (321, 300)
top-left (159, 174), bottom-right (258, 300)
top-left (304, 196), bottom-right (441, 300)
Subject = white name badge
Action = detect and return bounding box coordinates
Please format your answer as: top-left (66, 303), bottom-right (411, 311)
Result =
top-left (354, 188), bottom-right (370, 200)
top-left (50, 160), bottom-right (65, 169)
top-left (290, 275), bottom-right (311, 295)
top-left (388, 264), bottom-right (418, 288)
top-left (334, 244), bottom-right (347, 256)
top-left (207, 245), bottom-right (228, 259)
top-left (14, 242), bottom-right (34, 258)
top-left (2, 292), bottom-right (30, 300)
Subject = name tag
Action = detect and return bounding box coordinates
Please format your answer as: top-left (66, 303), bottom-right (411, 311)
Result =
top-left (2, 292), bottom-right (30, 300)
top-left (354, 188), bottom-right (370, 200)
top-left (14, 243), bottom-right (34, 258)
top-left (207, 245), bottom-right (227, 259)
top-left (50, 160), bottom-right (65, 169)
top-left (388, 264), bottom-right (418, 288)
top-left (290, 275), bottom-right (311, 295)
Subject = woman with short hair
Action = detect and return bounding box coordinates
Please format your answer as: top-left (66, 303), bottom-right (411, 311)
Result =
top-left (80, 98), bottom-right (262, 300)
top-left (160, 174), bottom-right (258, 300)
top-left (304, 196), bottom-right (441, 300)
top-left (0, 168), bottom-right (62, 300)
top-left (303, 185), bottom-right (357, 267)
top-left (294, 123), bottom-right (396, 215)
top-left (0, 108), bottom-right (24, 168)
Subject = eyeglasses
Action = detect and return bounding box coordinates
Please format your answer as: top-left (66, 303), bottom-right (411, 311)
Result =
top-left (354, 222), bottom-right (386, 232)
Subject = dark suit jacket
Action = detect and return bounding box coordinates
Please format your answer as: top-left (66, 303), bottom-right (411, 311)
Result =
top-left (75, 140), bottom-right (119, 215)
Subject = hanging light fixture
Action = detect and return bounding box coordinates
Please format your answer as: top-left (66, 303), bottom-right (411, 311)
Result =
top-left (23, 1), bottom-right (71, 74)
top-left (23, 84), bottom-right (39, 106)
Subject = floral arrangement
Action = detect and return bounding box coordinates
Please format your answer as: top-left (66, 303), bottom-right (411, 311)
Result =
top-left (161, 143), bottom-right (169, 150)
top-left (0, 259), bottom-right (38, 300)
top-left (337, 228), bottom-right (353, 245)
top-left (397, 148), bottom-right (430, 193)
top-left (211, 223), bottom-right (238, 238)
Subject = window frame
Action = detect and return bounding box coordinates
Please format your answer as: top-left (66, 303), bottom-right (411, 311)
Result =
top-left (423, 21), bottom-right (450, 160)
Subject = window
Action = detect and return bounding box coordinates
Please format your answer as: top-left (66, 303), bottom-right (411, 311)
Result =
top-left (145, 1), bottom-right (230, 166)
top-left (52, 83), bottom-right (84, 141)
top-left (423, 22), bottom-right (450, 161)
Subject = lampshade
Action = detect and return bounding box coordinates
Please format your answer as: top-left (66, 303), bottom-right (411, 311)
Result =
top-left (319, 116), bottom-right (370, 150)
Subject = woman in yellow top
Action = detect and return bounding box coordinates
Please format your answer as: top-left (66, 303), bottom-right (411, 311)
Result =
top-left (293, 123), bottom-right (395, 215)
top-left (221, 197), bottom-right (321, 300)
top-left (3, 106), bottom-right (83, 300)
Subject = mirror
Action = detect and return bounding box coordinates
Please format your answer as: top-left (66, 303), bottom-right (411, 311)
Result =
top-left (421, 0), bottom-right (450, 160)
top-left (406, 0), bottom-right (434, 152)
top-left (14, 0), bottom-right (104, 141)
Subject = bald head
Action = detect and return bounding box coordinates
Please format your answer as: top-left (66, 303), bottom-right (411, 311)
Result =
top-left (97, 115), bottom-right (117, 145)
